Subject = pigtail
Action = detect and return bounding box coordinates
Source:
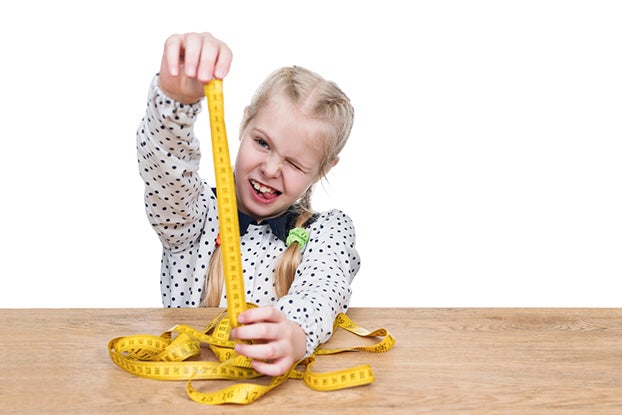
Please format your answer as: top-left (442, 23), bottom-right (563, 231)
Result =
top-left (200, 245), bottom-right (224, 307)
top-left (274, 202), bottom-right (314, 298)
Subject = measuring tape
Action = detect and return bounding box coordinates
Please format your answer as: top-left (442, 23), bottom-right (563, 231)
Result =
top-left (109, 79), bottom-right (395, 404)
top-left (204, 79), bottom-right (246, 326)
top-left (108, 306), bottom-right (395, 404)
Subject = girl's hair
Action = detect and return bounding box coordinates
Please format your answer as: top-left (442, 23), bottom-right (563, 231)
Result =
top-left (200, 66), bottom-right (354, 307)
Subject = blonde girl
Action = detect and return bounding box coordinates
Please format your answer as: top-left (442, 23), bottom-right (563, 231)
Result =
top-left (138, 32), bottom-right (359, 376)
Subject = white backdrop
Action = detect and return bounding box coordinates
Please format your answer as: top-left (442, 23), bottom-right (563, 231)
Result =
top-left (0, 1), bottom-right (620, 307)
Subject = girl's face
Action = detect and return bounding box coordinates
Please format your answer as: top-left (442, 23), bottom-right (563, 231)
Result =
top-left (234, 93), bottom-right (334, 222)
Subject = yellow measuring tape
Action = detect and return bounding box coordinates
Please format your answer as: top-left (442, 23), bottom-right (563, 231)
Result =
top-left (109, 79), bottom-right (395, 404)
top-left (204, 79), bottom-right (246, 327)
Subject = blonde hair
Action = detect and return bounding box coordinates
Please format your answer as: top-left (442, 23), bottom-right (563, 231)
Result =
top-left (201, 66), bottom-right (354, 307)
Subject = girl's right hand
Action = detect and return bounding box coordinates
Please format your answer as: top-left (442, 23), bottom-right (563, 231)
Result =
top-left (158, 32), bottom-right (233, 104)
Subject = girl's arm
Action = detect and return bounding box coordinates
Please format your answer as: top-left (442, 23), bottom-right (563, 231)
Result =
top-left (278, 209), bottom-right (360, 352)
top-left (230, 209), bottom-right (360, 376)
top-left (136, 77), bottom-right (207, 251)
top-left (136, 32), bottom-right (232, 252)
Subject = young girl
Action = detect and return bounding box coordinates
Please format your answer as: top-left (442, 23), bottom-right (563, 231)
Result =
top-left (137, 32), bottom-right (359, 377)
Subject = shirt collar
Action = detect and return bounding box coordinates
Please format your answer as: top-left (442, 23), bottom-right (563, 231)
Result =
top-left (237, 208), bottom-right (296, 243)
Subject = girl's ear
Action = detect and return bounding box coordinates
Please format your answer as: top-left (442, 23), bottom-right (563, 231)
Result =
top-left (315, 156), bottom-right (340, 184)
top-left (330, 156), bottom-right (340, 169)
top-left (326, 156), bottom-right (340, 173)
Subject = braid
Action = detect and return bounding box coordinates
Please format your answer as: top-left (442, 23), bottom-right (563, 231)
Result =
top-left (274, 205), bottom-right (315, 298)
top-left (200, 245), bottom-right (224, 307)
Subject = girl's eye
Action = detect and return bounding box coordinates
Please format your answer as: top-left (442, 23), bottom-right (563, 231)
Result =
top-left (255, 138), bottom-right (269, 148)
top-left (288, 160), bottom-right (304, 172)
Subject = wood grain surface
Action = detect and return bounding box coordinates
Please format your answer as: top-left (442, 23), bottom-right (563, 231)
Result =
top-left (1, 308), bottom-right (620, 414)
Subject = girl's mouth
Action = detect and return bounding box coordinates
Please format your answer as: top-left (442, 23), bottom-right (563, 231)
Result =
top-left (250, 179), bottom-right (281, 200)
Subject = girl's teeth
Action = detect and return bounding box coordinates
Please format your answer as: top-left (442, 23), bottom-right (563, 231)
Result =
top-left (252, 181), bottom-right (274, 194)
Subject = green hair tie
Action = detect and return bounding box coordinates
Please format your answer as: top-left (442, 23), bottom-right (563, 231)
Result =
top-left (286, 227), bottom-right (309, 248)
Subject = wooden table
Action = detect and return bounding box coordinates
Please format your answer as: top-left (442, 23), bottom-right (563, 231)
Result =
top-left (1, 308), bottom-right (621, 414)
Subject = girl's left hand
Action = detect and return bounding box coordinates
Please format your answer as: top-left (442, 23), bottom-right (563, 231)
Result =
top-left (229, 306), bottom-right (307, 376)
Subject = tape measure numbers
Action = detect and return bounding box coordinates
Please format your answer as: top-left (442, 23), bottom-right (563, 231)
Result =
top-left (109, 79), bottom-right (395, 405)
top-left (204, 79), bottom-right (246, 326)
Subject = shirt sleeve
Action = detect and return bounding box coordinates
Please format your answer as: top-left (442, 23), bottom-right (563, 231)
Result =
top-left (136, 74), bottom-right (213, 252)
top-left (274, 209), bottom-right (361, 356)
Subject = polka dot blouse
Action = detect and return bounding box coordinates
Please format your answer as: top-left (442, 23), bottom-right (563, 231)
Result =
top-left (136, 75), bottom-right (361, 355)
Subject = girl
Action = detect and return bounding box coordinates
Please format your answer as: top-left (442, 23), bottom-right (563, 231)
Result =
top-left (137, 32), bottom-right (359, 377)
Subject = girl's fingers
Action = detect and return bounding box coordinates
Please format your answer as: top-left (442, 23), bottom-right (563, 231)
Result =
top-left (163, 34), bottom-right (183, 76)
top-left (162, 32), bottom-right (232, 82)
top-left (213, 41), bottom-right (233, 79)
top-left (193, 31), bottom-right (232, 81)
top-left (250, 357), bottom-right (293, 377)
top-left (181, 33), bottom-right (203, 78)
top-left (231, 321), bottom-right (278, 341)
top-left (235, 341), bottom-right (295, 377)
top-left (197, 42), bottom-right (216, 81)
top-left (237, 306), bottom-right (284, 325)
top-left (235, 340), bottom-right (280, 361)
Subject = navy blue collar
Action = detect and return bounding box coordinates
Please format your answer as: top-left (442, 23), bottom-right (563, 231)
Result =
top-left (237, 208), bottom-right (296, 243)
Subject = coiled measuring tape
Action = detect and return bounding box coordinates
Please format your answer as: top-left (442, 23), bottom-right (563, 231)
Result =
top-left (109, 308), bottom-right (395, 404)
top-left (109, 79), bottom-right (395, 405)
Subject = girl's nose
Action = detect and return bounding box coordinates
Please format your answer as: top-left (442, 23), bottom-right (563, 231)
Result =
top-left (261, 154), bottom-right (281, 178)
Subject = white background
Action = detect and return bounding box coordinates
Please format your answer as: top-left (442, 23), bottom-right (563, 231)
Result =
top-left (0, 1), bottom-right (620, 308)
